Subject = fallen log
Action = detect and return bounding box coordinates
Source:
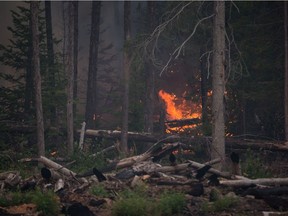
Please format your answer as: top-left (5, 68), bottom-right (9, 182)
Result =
top-left (165, 118), bottom-right (201, 128)
top-left (20, 156), bottom-right (87, 183)
top-left (100, 142), bottom-right (182, 173)
top-left (241, 186), bottom-right (288, 197)
top-left (41, 167), bottom-right (62, 181)
top-left (80, 129), bottom-right (288, 152)
top-left (84, 129), bottom-right (157, 142)
top-left (220, 177), bottom-right (288, 187)
top-left (91, 145), bottom-right (116, 157)
top-left (115, 157), bottom-right (226, 180)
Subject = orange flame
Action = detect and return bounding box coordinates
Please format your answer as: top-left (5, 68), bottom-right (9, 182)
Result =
top-left (159, 90), bottom-right (202, 133)
top-left (158, 90), bottom-right (201, 120)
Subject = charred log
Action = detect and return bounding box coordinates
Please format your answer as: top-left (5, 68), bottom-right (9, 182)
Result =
top-left (165, 118), bottom-right (201, 128)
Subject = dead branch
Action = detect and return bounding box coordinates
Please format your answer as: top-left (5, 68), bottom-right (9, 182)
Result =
top-left (159, 13), bottom-right (214, 76)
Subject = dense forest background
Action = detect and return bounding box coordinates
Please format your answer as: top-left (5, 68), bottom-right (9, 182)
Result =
top-left (0, 1), bottom-right (285, 157)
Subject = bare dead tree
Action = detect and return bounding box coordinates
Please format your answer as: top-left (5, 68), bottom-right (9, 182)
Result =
top-left (85, 1), bottom-right (101, 129)
top-left (284, 1), bottom-right (288, 142)
top-left (73, 1), bottom-right (79, 114)
top-left (45, 1), bottom-right (56, 126)
top-left (211, 1), bottom-right (225, 169)
top-left (120, 1), bottom-right (131, 155)
top-left (31, 1), bottom-right (45, 156)
top-left (65, 2), bottom-right (75, 156)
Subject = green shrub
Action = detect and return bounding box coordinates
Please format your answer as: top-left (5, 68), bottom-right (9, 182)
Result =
top-left (242, 149), bottom-right (271, 179)
top-left (0, 189), bottom-right (60, 216)
top-left (30, 189), bottom-right (60, 216)
top-left (201, 196), bottom-right (238, 213)
top-left (69, 149), bottom-right (106, 173)
top-left (112, 196), bottom-right (151, 216)
top-left (157, 192), bottom-right (186, 215)
top-left (90, 184), bottom-right (109, 198)
top-left (112, 188), bottom-right (186, 216)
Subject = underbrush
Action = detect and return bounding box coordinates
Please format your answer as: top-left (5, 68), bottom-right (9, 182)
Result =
top-left (0, 189), bottom-right (60, 215)
top-left (241, 148), bottom-right (272, 179)
top-left (201, 196), bottom-right (238, 213)
top-left (112, 186), bottom-right (186, 216)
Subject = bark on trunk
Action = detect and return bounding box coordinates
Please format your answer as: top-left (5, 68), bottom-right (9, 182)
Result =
top-left (66, 2), bottom-right (75, 156)
top-left (121, 1), bottom-right (131, 154)
top-left (211, 1), bottom-right (226, 169)
top-left (73, 1), bottom-right (78, 114)
top-left (45, 0), bottom-right (56, 125)
top-left (200, 47), bottom-right (209, 133)
top-left (31, 1), bottom-right (45, 156)
top-left (284, 1), bottom-right (288, 142)
top-left (85, 1), bottom-right (101, 129)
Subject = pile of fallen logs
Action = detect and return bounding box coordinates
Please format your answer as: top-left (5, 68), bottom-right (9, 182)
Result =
top-left (0, 139), bottom-right (287, 213)
top-left (1, 128), bottom-right (288, 215)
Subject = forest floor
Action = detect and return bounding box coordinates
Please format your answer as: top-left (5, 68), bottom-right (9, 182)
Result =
top-left (1, 144), bottom-right (288, 216)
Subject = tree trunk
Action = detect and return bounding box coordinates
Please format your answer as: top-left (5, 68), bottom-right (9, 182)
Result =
top-left (85, 1), bottom-right (101, 129)
top-left (65, 2), bottom-right (75, 156)
top-left (200, 47), bottom-right (209, 134)
top-left (31, 1), bottom-right (45, 156)
top-left (45, 1), bottom-right (56, 126)
top-left (120, 1), bottom-right (131, 155)
top-left (144, 1), bottom-right (156, 134)
top-left (284, 1), bottom-right (288, 143)
top-left (211, 1), bottom-right (225, 169)
top-left (73, 1), bottom-right (79, 115)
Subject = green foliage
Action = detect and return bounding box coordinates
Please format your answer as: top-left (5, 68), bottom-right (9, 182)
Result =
top-left (68, 148), bottom-right (106, 174)
top-left (0, 189), bottom-right (60, 216)
top-left (241, 149), bottom-right (272, 179)
top-left (30, 189), bottom-right (60, 216)
top-left (112, 187), bottom-right (186, 216)
top-left (112, 195), bottom-right (151, 216)
top-left (0, 2), bottom-right (65, 129)
top-left (90, 184), bottom-right (110, 198)
top-left (157, 191), bottom-right (186, 215)
top-left (227, 1), bottom-right (284, 138)
top-left (201, 196), bottom-right (238, 213)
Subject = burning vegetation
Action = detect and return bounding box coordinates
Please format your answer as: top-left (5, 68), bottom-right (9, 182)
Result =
top-left (158, 89), bottom-right (202, 134)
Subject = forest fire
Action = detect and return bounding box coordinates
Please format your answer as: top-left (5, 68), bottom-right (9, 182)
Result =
top-left (158, 90), bottom-right (201, 133)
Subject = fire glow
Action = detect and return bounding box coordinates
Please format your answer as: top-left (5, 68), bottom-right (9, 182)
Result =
top-left (158, 90), bottom-right (201, 133)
